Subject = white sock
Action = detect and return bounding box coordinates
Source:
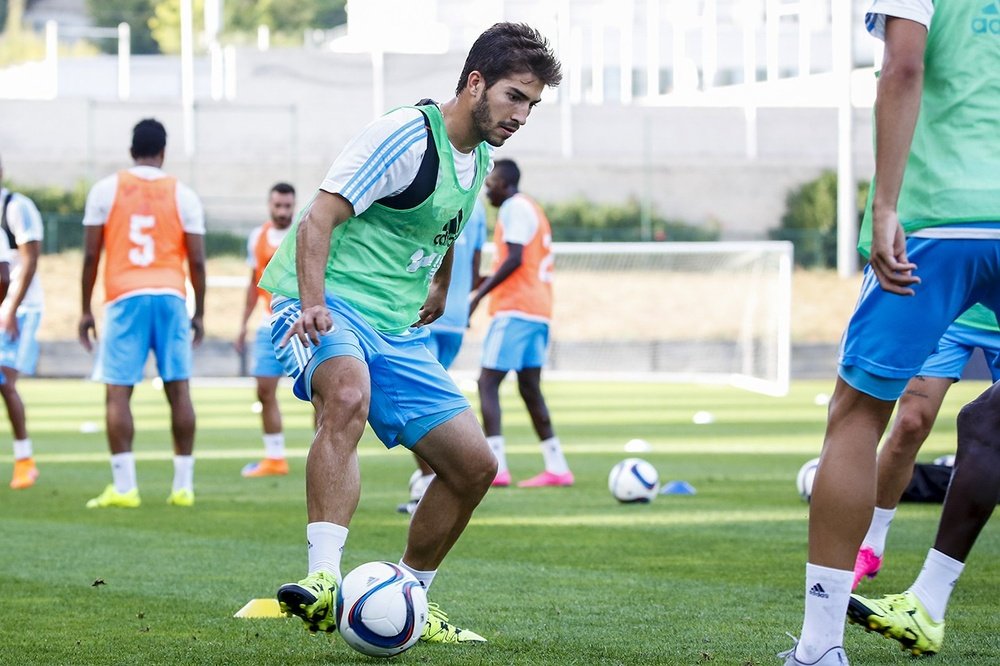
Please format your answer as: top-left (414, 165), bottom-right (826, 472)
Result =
top-left (797, 563), bottom-right (853, 661)
top-left (398, 559), bottom-right (437, 591)
top-left (487, 436), bottom-right (507, 474)
top-left (307, 522), bottom-right (349, 582)
top-left (172, 455), bottom-right (194, 492)
top-left (263, 432), bottom-right (285, 460)
top-left (861, 506), bottom-right (896, 556)
top-left (540, 436), bottom-right (569, 475)
top-left (13, 438), bottom-right (32, 460)
top-left (110, 452), bottom-right (137, 493)
top-left (910, 549), bottom-right (964, 622)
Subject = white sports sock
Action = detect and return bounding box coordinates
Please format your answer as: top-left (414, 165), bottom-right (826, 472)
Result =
top-left (13, 438), bottom-right (32, 460)
top-left (910, 548), bottom-right (964, 622)
top-left (539, 436), bottom-right (569, 475)
top-left (487, 436), bottom-right (508, 474)
top-left (861, 506), bottom-right (896, 556)
top-left (307, 522), bottom-right (349, 582)
top-left (797, 563), bottom-right (853, 662)
top-left (398, 559), bottom-right (437, 591)
top-left (262, 432), bottom-right (285, 460)
top-left (110, 452), bottom-right (137, 493)
top-left (172, 455), bottom-right (194, 492)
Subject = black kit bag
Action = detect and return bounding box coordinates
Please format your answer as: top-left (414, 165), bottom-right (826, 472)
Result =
top-left (900, 463), bottom-right (953, 503)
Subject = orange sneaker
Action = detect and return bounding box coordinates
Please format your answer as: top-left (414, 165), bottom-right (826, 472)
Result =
top-left (241, 458), bottom-right (289, 478)
top-left (10, 457), bottom-right (39, 490)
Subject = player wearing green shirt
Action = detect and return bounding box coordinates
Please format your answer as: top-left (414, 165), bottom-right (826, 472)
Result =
top-left (262, 23), bottom-right (561, 647)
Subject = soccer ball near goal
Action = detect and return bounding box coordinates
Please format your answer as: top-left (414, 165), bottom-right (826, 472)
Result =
top-left (796, 457), bottom-right (821, 502)
top-left (336, 562), bottom-right (428, 657)
top-left (608, 458), bottom-right (660, 503)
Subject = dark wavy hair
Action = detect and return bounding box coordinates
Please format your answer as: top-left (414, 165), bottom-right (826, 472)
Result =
top-left (455, 23), bottom-right (562, 95)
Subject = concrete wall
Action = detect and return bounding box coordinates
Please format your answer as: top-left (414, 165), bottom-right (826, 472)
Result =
top-left (0, 48), bottom-right (874, 238)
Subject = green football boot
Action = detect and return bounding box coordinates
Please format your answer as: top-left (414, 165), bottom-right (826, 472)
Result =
top-left (277, 571), bottom-right (338, 633)
top-left (848, 590), bottom-right (944, 656)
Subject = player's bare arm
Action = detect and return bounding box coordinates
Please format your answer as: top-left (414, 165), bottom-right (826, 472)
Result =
top-left (469, 242), bottom-right (523, 315)
top-left (185, 232), bottom-right (207, 347)
top-left (235, 267), bottom-right (258, 355)
top-left (870, 16), bottom-right (927, 296)
top-left (78, 224), bottom-right (104, 352)
top-left (282, 190), bottom-right (354, 347)
top-left (414, 244), bottom-right (455, 327)
top-left (2, 240), bottom-right (39, 340)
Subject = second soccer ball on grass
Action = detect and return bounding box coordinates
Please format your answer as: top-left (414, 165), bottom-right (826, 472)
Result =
top-left (608, 458), bottom-right (660, 503)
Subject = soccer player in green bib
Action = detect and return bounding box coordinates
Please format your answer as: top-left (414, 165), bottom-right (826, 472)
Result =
top-left (782, 2), bottom-right (1000, 664)
top-left (260, 23), bottom-right (561, 645)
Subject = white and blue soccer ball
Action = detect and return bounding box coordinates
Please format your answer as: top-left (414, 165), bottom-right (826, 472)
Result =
top-left (608, 458), bottom-right (660, 503)
top-left (336, 561), bottom-right (428, 658)
top-left (408, 469), bottom-right (434, 503)
top-left (796, 457), bottom-right (821, 502)
top-left (933, 454), bottom-right (955, 468)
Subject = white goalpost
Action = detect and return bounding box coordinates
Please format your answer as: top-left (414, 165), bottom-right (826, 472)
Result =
top-left (458, 241), bottom-right (794, 397)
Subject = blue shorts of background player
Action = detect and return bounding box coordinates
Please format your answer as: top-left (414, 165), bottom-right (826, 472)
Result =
top-left (252, 325), bottom-right (284, 377)
top-left (481, 316), bottom-right (549, 372)
top-left (838, 233), bottom-right (1000, 401)
top-left (0, 310), bottom-right (42, 382)
top-left (917, 323), bottom-right (1000, 382)
top-left (91, 294), bottom-right (192, 385)
top-left (426, 330), bottom-right (463, 370)
top-left (270, 293), bottom-right (469, 449)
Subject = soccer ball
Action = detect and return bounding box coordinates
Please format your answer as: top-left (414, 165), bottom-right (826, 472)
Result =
top-left (796, 457), bottom-right (821, 502)
top-left (608, 458), bottom-right (660, 503)
top-left (408, 469), bottom-right (434, 502)
top-left (336, 561), bottom-right (428, 657)
top-left (933, 454), bottom-right (955, 468)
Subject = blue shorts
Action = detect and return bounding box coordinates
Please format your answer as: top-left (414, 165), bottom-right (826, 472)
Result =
top-left (481, 316), bottom-right (549, 372)
top-left (917, 323), bottom-right (1000, 382)
top-left (270, 294), bottom-right (470, 449)
top-left (0, 310), bottom-right (41, 376)
top-left (252, 325), bottom-right (284, 377)
top-left (426, 329), bottom-right (463, 370)
top-left (839, 234), bottom-right (1000, 400)
top-left (91, 294), bottom-right (192, 386)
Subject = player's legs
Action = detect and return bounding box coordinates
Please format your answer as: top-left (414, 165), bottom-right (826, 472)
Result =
top-left (0, 368), bottom-right (27, 441)
top-left (405, 409), bottom-right (496, 569)
top-left (306, 355), bottom-right (369, 526)
top-left (935, 381), bottom-right (1000, 561)
top-left (257, 375), bottom-right (282, 435)
top-left (162, 380), bottom-right (195, 456)
top-left (105, 384), bottom-right (136, 454)
top-left (477, 368), bottom-right (505, 437)
top-left (243, 326), bottom-right (289, 477)
top-left (516, 367), bottom-right (553, 440)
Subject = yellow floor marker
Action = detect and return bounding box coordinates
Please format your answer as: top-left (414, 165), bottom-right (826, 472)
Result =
top-left (234, 598), bottom-right (284, 618)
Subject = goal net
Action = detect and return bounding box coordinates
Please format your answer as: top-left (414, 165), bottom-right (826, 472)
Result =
top-left (454, 241), bottom-right (793, 397)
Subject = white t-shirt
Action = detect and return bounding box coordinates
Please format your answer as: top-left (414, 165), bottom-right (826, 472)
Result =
top-left (83, 165), bottom-right (205, 234)
top-left (0, 188), bottom-right (45, 313)
top-left (497, 194), bottom-right (540, 246)
top-left (320, 107), bottom-right (489, 215)
top-left (866, 0), bottom-right (934, 40)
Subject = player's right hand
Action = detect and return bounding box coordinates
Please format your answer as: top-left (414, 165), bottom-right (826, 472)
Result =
top-left (234, 327), bottom-right (247, 355)
top-left (280, 304), bottom-right (332, 348)
top-left (870, 208), bottom-right (919, 296)
top-left (78, 313), bottom-right (97, 352)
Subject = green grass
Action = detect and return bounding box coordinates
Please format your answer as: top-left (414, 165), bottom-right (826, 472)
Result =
top-left (0, 378), bottom-right (997, 665)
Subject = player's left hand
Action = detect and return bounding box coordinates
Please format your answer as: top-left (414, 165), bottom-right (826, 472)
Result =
top-left (190, 315), bottom-right (205, 347)
top-left (1, 314), bottom-right (18, 342)
top-left (413, 289), bottom-right (446, 327)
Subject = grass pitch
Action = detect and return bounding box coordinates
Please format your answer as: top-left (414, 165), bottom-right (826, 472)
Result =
top-left (0, 378), bottom-right (997, 665)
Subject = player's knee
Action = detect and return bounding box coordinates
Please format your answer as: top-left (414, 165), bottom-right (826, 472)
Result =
top-left (317, 384), bottom-right (367, 420)
top-left (956, 400), bottom-right (999, 455)
top-left (892, 408), bottom-right (935, 448)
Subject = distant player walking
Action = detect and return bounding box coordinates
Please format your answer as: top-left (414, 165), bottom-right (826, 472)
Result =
top-left (79, 118), bottom-right (207, 509)
top-left (471, 159), bottom-right (572, 488)
top-left (0, 154), bottom-right (44, 490)
top-left (236, 182), bottom-right (296, 478)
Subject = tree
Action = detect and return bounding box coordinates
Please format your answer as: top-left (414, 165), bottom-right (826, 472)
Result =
top-left (3, 0), bottom-right (24, 35)
top-left (86, 0), bottom-right (160, 54)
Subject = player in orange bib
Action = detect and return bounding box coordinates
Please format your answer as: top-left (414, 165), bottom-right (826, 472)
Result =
top-left (79, 118), bottom-right (207, 509)
top-left (471, 159), bottom-right (573, 488)
top-left (236, 182), bottom-right (296, 477)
